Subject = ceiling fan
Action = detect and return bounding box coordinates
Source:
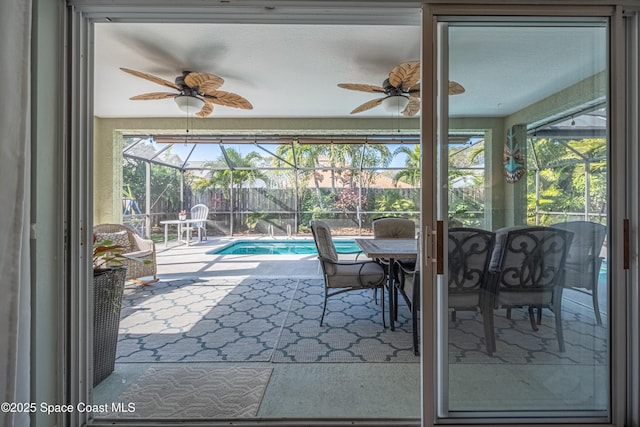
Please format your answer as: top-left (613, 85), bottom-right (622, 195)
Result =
top-left (337, 61), bottom-right (465, 117)
top-left (120, 67), bottom-right (253, 118)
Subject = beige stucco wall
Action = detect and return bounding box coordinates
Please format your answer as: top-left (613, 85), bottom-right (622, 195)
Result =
top-left (94, 118), bottom-right (124, 224)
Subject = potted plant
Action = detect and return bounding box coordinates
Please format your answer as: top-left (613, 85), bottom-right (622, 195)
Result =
top-left (92, 236), bottom-right (129, 386)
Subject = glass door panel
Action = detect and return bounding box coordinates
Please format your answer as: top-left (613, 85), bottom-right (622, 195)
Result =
top-left (435, 16), bottom-right (610, 419)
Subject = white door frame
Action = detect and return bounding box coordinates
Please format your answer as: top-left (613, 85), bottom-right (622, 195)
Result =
top-left (420, 3), bottom-right (631, 426)
top-left (63, 1), bottom-right (638, 426)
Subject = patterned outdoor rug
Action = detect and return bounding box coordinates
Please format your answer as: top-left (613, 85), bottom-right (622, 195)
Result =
top-left (116, 277), bottom-right (605, 365)
top-left (107, 366), bottom-right (272, 418)
top-left (448, 301), bottom-right (608, 365)
top-left (272, 279), bottom-right (417, 362)
top-left (117, 277), bottom-right (297, 362)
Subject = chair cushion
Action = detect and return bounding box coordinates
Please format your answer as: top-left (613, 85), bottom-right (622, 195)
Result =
top-left (312, 221), bottom-right (338, 262)
top-left (565, 237), bottom-right (592, 262)
top-left (449, 293), bottom-right (480, 309)
top-left (551, 221), bottom-right (605, 263)
top-left (125, 249), bottom-right (153, 259)
top-left (488, 226), bottom-right (528, 272)
top-left (400, 271), bottom-right (418, 300)
top-left (325, 261), bottom-right (385, 288)
top-left (373, 218), bottom-right (415, 238)
top-left (95, 230), bottom-right (131, 251)
top-left (498, 290), bottom-right (553, 307)
top-left (563, 260), bottom-right (600, 290)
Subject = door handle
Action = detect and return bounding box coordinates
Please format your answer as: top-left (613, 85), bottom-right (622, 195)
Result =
top-left (624, 218), bottom-right (629, 270)
top-left (424, 225), bottom-right (432, 267)
top-left (436, 220), bottom-right (444, 274)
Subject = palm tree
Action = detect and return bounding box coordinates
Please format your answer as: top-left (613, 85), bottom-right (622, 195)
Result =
top-left (360, 144), bottom-right (392, 187)
top-left (527, 137), bottom-right (606, 224)
top-left (206, 148), bottom-right (268, 195)
top-left (195, 148), bottom-right (268, 219)
top-left (326, 143), bottom-right (392, 188)
top-left (393, 144), bottom-right (421, 186)
top-left (275, 141), bottom-right (328, 207)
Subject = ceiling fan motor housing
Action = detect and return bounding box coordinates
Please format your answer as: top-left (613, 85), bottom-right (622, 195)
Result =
top-left (382, 78), bottom-right (406, 96)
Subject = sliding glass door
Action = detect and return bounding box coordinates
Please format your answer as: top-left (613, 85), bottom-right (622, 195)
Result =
top-left (422, 4), bottom-right (621, 423)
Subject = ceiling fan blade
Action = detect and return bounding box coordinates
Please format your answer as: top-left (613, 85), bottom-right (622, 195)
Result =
top-left (185, 72), bottom-right (224, 92)
top-left (129, 92), bottom-right (178, 100)
top-left (350, 97), bottom-right (384, 114)
top-left (195, 101), bottom-right (214, 118)
top-left (120, 67), bottom-right (180, 90)
top-left (449, 81), bottom-right (465, 95)
top-left (402, 97), bottom-right (421, 117)
top-left (404, 81), bottom-right (462, 97)
top-left (199, 80), bottom-right (227, 96)
top-left (203, 91), bottom-right (253, 110)
top-left (388, 61), bottom-right (420, 90)
top-left (338, 83), bottom-right (386, 93)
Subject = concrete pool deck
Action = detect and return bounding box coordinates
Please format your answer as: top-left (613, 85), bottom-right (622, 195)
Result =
top-left (153, 234), bottom-right (607, 316)
top-left (154, 235), bottom-right (359, 280)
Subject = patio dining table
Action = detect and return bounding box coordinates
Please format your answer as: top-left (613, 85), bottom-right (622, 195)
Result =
top-left (355, 238), bottom-right (418, 331)
top-left (159, 219), bottom-right (202, 247)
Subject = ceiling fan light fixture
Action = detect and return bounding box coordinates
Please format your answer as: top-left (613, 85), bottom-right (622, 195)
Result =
top-left (174, 95), bottom-right (205, 114)
top-left (382, 95), bottom-right (410, 113)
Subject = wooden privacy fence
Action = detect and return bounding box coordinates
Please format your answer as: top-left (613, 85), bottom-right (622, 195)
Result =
top-left (126, 186), bottom-right (424, 236)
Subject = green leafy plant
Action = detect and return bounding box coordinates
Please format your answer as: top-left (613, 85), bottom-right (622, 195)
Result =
top-left (245, 212), bottom-right (268, 232)
top-left (93, 235), bottom-right (150, 272)
top-left (375, 190), bottom-right (416, 213)
top-left (448, 205), bottom-right (468, 227)
top-left (92, 236), bottom-right (130, 318)
top-left (93, 235), bottom-right (127, 272)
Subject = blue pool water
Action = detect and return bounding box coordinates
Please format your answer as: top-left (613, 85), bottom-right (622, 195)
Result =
top-left (208, 239), bottom-right (360, 255)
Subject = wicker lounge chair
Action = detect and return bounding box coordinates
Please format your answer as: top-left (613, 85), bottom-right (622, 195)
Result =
top-left (93, 223), bottom-right (158, 284)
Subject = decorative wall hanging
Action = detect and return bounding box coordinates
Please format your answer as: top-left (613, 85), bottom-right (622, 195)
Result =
top-left (504, 126), bottom-right (526, 183)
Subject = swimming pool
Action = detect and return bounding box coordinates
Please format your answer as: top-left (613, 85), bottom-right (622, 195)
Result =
top-left (208, 239), bottom-right (361, 255)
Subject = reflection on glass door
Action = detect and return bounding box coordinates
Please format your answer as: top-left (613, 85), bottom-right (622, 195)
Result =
top-left (435, 16), bottom-right (610, 420)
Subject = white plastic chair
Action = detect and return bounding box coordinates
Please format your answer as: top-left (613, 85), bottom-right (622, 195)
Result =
top-left (181, 204), bottom-right (209, 245)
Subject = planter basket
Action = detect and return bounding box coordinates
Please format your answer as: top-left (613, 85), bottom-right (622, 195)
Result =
top-left (93, 267), bottom-right (127, 386)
